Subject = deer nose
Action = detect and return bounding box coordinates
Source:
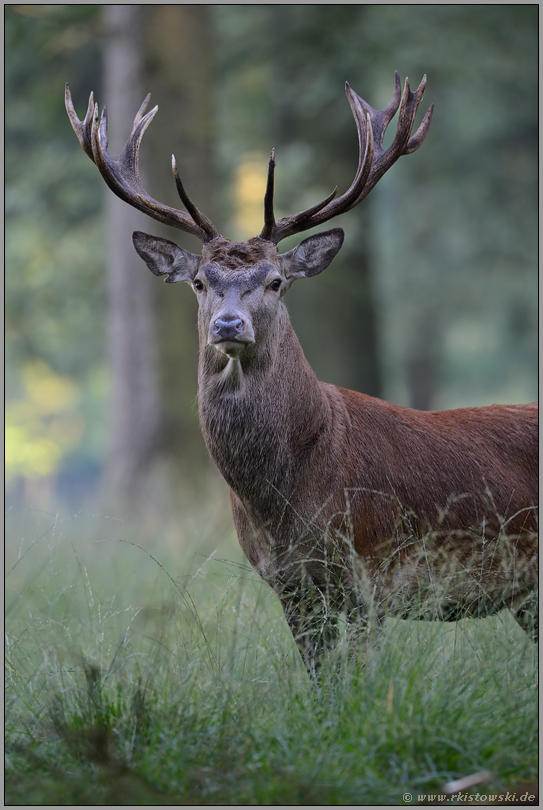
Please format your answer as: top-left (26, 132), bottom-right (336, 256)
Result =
top-left (213, 315), bottom-right (245, 340)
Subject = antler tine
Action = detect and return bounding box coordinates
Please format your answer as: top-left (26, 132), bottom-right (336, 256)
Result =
top-left (269, 95), bottom-right (374, 244)
top-left (389, 75), bottom-right (427, 155)
top-left (345, 73), bottom-right (430, 206)
top-left (131, 93), bottom-right (152, 135)
top-left (172, 155), bottom-right (219, 241)
top-left (66, 87), bottom-right (219, 243)
top-left (260, 148), bottom-right (276, 240)
top-left (350, 70), bottom-right (402, 152)
top-left (260, 147), bottom-right (341, 241)
top-left (405, 102), bottom-right (434, 154)
top-left (65, 84), bottom-right (95, 161)
top-left (266, 73), bottom-right (432, 244)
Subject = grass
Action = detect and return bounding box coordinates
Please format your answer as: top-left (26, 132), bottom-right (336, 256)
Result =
top-left (5, 500), bottom-right (538, 805)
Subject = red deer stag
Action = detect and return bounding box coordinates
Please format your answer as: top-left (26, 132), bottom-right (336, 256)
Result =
top-left (66, 74), bottom-right (538, 674)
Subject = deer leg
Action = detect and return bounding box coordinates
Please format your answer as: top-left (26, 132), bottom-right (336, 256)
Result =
top-left (279, 577), bottom-right (386, 676)
top-left (509, 590), bottom-right (538, 642)
top-left (342, 599), bottom-right (385, 662)
top-left (279, 584), bottom-right (340, 677)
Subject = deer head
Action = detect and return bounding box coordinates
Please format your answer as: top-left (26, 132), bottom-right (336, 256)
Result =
top-left (65, 73), bottom-right (433, 362)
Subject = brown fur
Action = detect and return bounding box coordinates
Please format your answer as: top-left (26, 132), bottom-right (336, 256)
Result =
top-left (196, 291), bottom-right (538, 672)
top-left (203, 237), bottom-right (277, 269)
top-left (126, 229), bottom-right (539, 676)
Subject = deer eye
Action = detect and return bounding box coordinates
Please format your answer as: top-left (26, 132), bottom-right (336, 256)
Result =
top-left (268, 279), bottom-right (282, 292)
top-left (193, 279), bottom-right (205, 292)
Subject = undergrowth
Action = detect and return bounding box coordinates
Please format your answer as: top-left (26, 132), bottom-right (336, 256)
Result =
top-left (4, 507), bottom-right (538, 805)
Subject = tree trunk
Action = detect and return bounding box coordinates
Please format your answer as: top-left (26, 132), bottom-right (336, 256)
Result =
top-left (406, 312), bottom-right (440, 411)
top-left (101, 6), bottom-right (217, 513)
top-left (141, 5), bottom-right (217, 491)
top-left (102, 5), bottom-right (161, 510)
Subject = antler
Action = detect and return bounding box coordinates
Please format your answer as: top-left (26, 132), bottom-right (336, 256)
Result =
top-left (263, 72), bottom-right (434, 244)
top-left (65, 84), bottom-right (219, 243)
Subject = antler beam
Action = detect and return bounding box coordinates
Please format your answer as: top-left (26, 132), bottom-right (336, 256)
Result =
top-left (65, 84), bottom-right (219, 243)
top-left (265, 72), bottom-right (434, 244)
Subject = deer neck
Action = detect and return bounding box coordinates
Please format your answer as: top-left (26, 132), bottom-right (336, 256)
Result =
top-left (197, 302), bottom-right (328, 511)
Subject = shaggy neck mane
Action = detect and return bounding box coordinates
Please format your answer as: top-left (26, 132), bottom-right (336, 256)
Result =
top-left (197, 307), bottom-right (329, 519)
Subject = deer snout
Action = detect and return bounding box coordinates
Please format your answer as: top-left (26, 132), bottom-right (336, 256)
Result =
top-left (213, 315), bottom-right (245, 340)
top-left (210, 312), bottom-right (254, 356)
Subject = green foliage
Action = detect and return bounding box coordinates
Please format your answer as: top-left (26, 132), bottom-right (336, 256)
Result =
top-left (5, 6), bottom-right (106, 481)
top-left (5, 508), bottom-right (538, 805)
top-left (6, 6), bottom-right (105, 372)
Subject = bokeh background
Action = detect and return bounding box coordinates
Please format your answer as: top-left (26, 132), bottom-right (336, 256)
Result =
top-left (5, 5), bottom-right (538, 518)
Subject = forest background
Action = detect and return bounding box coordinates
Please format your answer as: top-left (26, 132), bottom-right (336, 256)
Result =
top-left (4, 7), bottom-right (539, 804)
top-left (5, 5), bottom-right (538, 517)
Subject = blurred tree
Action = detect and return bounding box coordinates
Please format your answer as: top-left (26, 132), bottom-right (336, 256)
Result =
top-left (6, 5), bottom-right (218, 510)
top-left (363, 4), bottom-right (538, 408)
top-left (5, 5), bottom-right (106, 498)
top-left (100, 6), bottom-right (160, 508)
top-left (141, 5), bottom-right (217, 493)
top-left (100, 5), bottom-right (217, 509)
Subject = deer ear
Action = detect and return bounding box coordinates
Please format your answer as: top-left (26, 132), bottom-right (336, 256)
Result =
top-left (280, 228), bottom-right (344, 280)
top-left (132, 231), bottom-right (200, 283)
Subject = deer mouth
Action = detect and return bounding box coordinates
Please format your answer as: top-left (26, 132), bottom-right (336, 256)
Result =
top-left (212, 337), bottom-right (253, 358)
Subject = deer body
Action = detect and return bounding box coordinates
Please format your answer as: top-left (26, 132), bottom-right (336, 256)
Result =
top-left (132, 228), bottom-right (538, 667)
top-left (66, 74), bottom-right (538, 672)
